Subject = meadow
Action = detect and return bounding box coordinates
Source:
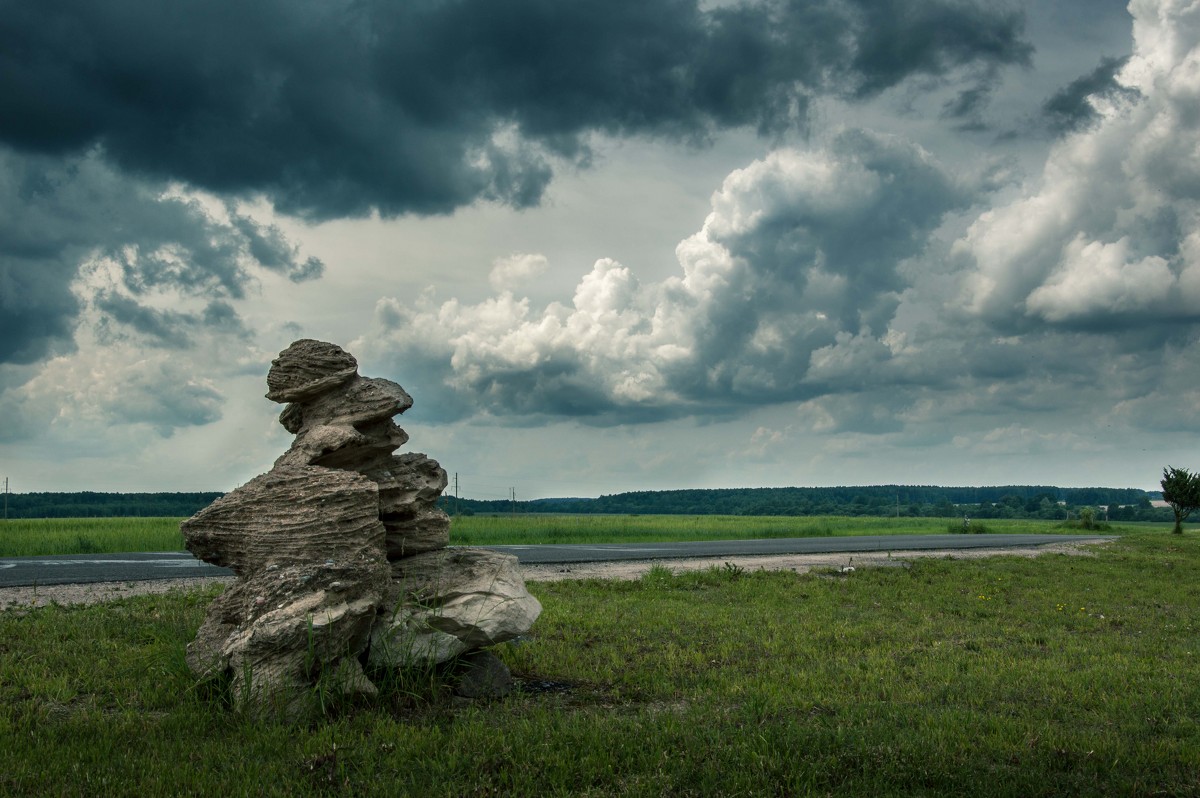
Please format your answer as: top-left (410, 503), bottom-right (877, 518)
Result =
top-left (0, 514), bottom-right (1138, 557)
top-left (0, 517), bottom-right (187, 557)
top-left (0, 531), bottom-right (1196, 796)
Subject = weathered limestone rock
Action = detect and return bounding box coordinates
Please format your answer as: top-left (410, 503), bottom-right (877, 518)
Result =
top-left (265, 338), bottom-right (359, 402)
top-left (183, 465), bottom-right (386, 574)
top-left (369, 548), bottom-right (542, 667)
top-left (182, 339), bottom-right (541, 717)
top-left (366, 453), bottom-right (452, 559)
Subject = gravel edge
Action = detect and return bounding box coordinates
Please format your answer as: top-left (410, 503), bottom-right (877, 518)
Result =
top-left (0, 540), bottom-right (1110, 612)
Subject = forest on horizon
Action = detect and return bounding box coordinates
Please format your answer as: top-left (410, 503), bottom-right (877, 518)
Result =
top-left (1, 484), bottom-right (1169, 522)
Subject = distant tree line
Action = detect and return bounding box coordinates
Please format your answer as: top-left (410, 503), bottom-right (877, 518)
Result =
top-left (5, 485), bottom-right (1172, 522)
top-left (3, 491), bottom-right (224, 518)
top-left (438, 485), bottom-right (1170, 522)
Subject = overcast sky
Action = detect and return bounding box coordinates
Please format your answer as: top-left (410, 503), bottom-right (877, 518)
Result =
top-left (3, 0), bottom-right (1197, 499)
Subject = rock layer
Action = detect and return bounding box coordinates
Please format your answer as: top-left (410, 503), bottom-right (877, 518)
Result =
top-left (182, 339), bottom-right (541, 716)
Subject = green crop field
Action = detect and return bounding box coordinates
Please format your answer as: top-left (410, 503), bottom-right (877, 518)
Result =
top-left (0, 517), bottom-right (186, 557)
top-left (445, 513), bottom-right (1132, 545)
top-left (0, 514), bottom-right (1147, 557)
top-left (0, 531), bottom-right (1196, 796)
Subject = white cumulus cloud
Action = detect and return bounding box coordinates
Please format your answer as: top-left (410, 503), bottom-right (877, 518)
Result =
top-left (959, 0), bottom-right (1200, 328)
top-left (357, 130), bottom-right (968, 421)
top-left (488, 253), bottom-right (550, 291)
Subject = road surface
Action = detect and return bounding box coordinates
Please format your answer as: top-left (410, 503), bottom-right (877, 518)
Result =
top-left (0, 534), bottom-right (1113, 587)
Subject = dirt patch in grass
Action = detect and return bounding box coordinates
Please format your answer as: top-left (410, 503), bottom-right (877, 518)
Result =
top-left (0, 539), bottom-right (1110, 610)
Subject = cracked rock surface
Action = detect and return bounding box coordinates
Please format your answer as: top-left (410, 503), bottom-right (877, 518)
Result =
top-left (182, 339), bottom-right (541, 716)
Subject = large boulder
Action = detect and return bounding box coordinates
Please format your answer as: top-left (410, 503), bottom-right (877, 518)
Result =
top-left (369, 549), bottom-right (542, 667)
top-left (182, 339), bottom-right (541, 718)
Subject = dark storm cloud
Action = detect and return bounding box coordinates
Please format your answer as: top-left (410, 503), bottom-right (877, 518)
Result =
top-left (0, 0), bottom-right (1032, 219)
top-left (862, 0), bottom-right (1031, 131)
top-left (0, 0), bottom-right (1032, 373)
top-left (93, 294), bottom-right (251, 349)
top-left (1041, 55), bottom-right (1136, 135)
top-left (844, 0), bottom-right (1031, 97)
top-left (227, 212), bottom-right (324, 283)
top-left (0, 148), bottom-right (320, 365)
top-left (0, 261), bottom-right (78, 365)
top-left (940, 81), bottom-right (997, 131)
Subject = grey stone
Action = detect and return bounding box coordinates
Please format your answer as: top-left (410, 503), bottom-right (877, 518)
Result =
top-left (453, 650), bottom-right (513, 699)
top-left (369, 549), bottom-right (542, 667)
top-left (265, 339), bottom-right (358, 403)
top-left (182, 465), bottom-right (386, 575)
top-left (182, 338), bottom-right (541, 718)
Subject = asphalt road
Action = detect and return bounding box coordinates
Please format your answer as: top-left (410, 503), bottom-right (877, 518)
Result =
top-left (0, 534), bottom-right (1113, 588)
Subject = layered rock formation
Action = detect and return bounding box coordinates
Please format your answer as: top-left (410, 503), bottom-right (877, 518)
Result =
top-left (182, 339), bottom-right (540, 717)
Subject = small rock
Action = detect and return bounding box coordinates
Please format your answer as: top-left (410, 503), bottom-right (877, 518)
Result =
top-left (452, 650), bottom-right (513, 699)
top-left (370, 549), bottom-right (542, 668)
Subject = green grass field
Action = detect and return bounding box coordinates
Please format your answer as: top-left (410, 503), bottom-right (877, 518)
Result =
top-left (0, 531), bottom-right (1196, 796)
top-left (447, 513), bottom-right (1134, 544)
top-left (0, 517), bottom-right (186, 556)
top-left (0, 514), bottom-right (1147, 557)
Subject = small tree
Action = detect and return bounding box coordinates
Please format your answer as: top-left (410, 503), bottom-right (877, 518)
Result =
top-left (1078, 507), bottom-right (1096, 530)
top-left (1160, 466), bottom-right (1200, 534)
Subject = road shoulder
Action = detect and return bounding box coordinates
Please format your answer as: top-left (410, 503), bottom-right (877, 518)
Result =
top-left (0, 539), bottom-right (1110, 611)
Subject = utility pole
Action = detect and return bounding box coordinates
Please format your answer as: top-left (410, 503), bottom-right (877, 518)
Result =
top-left (510, 487), bottom-right (516, 517)
top-left (3, 477), bottom-right (7, 520)
top-left (453, 472), bottom-right (459, 517)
